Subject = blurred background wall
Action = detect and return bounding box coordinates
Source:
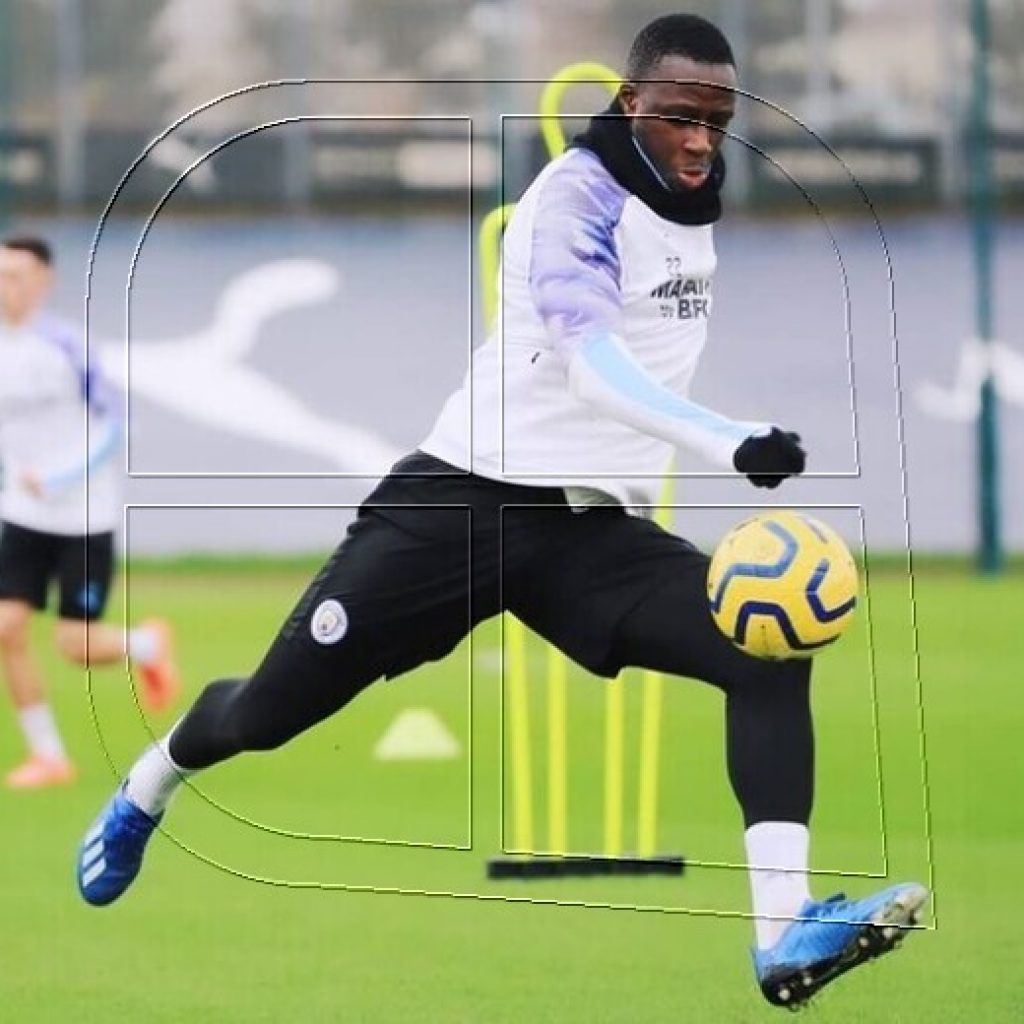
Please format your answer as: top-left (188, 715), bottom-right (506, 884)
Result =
top-left (2, 0), bottom-right (1023, 210)
top-left (0, 0), bottom-right (1020, 556)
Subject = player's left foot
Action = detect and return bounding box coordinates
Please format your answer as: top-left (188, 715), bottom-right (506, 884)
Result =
top-left (137, 618), bottom-right (180, 713)
top-left (77, 787), bottom-right (162, 906)
top-left (4, 754), bottom-right (76, 789)
top-left (753, 882), bottom-right (928, 1008)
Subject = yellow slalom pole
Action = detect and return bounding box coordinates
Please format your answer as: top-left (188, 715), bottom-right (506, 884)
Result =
top-left (603, 673), bottom-right (626, 858)
top-left (538, 62), bottom-right (622, 161)
top-left (506, 615), bottom-right (534, 853)
top-left (637, 480), bottom-right (675, 857)
top-left (546, 645), bottom-right (568, 855)
top-left (637, 668), bottom-right (664, 857)
top-left (479, 203), bottom-right (516, 329)
top-left (481, 204), bottom-right (534, 853)
top-left (491, 63), bottom-right (622, 862)
top-left (540, 62), bottom-right (622, 862)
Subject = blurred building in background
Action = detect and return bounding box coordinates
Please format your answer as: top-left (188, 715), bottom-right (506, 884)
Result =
top-left (1, 0), bottom-right (1023, 213)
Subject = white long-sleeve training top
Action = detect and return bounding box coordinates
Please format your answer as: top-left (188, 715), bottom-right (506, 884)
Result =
top-left (0, 312), bottom-right (120, 535)
top-left (421, 146), bottom-right (767, 510)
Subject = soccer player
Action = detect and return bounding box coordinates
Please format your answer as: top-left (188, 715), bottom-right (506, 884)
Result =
top-left (76, 14), bottom-right (926, 1008)
top-left (0, 235), bottom-right (180, 788)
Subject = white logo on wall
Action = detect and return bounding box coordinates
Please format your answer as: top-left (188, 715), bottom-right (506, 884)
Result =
top-left (916, 338), bottom-right (1024, 421)
top-left (311, 599), bottom-right (348, 645)
top-left (98, 259), bottom-right (402, 473)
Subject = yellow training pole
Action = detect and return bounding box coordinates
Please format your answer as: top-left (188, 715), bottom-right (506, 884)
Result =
top-left (490, 64), bottom-right (623, 862)
top-left (481, 204), bottom-right (534, 853)
top-left (480, 204), bottom-right (516, 329)
top-left (505, 615), bottom-right (534, 853)
top-left (637, 483), bottom-right (675, 857)
top-left (538, 62), bottom-right (621, 161)
top-left (603, 673), bottom-right (626, 858)
top-left (637, 668), bottom-right (664, 856)
top-left (541, 62), bottom-right (623, 861)
top-left (546, 645), bottom-right (568, 854)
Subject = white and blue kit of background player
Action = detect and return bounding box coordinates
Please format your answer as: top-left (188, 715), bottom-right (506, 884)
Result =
top-left (0, 311), bottom-right (121, 620)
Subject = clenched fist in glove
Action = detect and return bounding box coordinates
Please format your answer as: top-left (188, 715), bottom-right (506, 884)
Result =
top-left (733, 428), bottom-right (806, 489)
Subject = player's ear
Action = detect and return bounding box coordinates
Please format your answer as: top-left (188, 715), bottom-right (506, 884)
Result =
top-left (618, 82), bottom-right (639, 116)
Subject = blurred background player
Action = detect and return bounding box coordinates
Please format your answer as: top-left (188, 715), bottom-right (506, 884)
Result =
top-left (0, 235), bottom-right (179, 789)
top-left (76, 15), bottom-right (926, 1009)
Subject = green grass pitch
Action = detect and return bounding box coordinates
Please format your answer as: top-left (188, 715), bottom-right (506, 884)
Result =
top-left (1, 558), bottom-right (1020, 1022)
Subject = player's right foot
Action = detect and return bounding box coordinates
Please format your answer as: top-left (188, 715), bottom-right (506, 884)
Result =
top-left (5, 754), bottom-right (76, 789)
top-left (77, 787), bottom-right (162, 906)
top-left (753, 882), bottom-right (928, 1008)
top-left (137, 618), bottom-right (181, 713)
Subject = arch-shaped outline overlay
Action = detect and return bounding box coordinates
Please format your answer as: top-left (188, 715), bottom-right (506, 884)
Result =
top-left (100, 502), bottom-right (893, 899)
top-left (91, 78), bottom-right (879, 483)
top-left (496, 502), bottom-right (895, 890)
top-left (121, 112), bottom-right (474, 478)
top-left (110, 502), bottom-right (475, 852)
top-left (101, 505), bottom-right (904, 918)
top-left (490, 84), bottom-right (931, 913)
top-left (79, 78), bottom-right (931, 919)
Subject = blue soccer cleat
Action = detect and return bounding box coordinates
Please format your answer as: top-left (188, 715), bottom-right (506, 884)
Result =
top-left (77, 787), bottom-right (162, 907)
top-left (754, 882), bottom-right (929, 1008)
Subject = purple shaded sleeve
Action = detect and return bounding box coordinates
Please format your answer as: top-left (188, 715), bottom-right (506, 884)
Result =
top-left (39, 314), bottom-right (119, 420)
top-left (528, 151), bottom-right (628, 357)
top-left (36, 315), bottom-right (122, 493)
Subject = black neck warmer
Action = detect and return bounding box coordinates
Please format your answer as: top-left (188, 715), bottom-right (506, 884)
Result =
top-left (571, 100), bottom-right (725, 225)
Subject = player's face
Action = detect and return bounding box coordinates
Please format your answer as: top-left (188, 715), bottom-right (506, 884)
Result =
top-left (0, 247), bottom-right (52, 324)
top-left (619, 55), bottom-right (737, 192)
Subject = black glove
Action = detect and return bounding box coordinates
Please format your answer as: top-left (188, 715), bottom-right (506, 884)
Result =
top-left (733, 428), bottom-right (806, 489)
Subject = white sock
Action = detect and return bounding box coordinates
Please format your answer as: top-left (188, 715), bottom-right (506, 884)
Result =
top-left (18, 703), bottom-right (67, 761)
top-left (124, 730), bottom-right (191, 817)
top-left (126, 626), bottom-right (160, 667)
top-left (745, 821), bottom-right (813, 950)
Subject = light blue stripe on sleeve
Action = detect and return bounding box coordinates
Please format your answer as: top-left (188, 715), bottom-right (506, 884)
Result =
top-left (40, 418), bottom-right (121, 493)
top-left (580, 332), bottom-right (750, 445)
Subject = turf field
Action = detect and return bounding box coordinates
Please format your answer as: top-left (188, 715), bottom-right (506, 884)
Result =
top-left (2, 558), bottom-right (1021, 1022)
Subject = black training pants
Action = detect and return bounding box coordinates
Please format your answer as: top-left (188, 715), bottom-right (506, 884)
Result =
top-left (169, 452), bottom-right (813, 827)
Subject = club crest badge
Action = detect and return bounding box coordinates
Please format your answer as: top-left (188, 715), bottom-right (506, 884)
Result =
top-left (310, 599), bottom-right (348, 645)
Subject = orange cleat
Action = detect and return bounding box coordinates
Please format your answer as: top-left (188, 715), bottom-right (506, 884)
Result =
top-left (5, 754), bottom-right (77, 789)
top-left (136, 618), bottom-right (181, 713)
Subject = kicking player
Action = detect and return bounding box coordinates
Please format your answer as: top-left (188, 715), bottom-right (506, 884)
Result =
top-left (0, 236), bottom-right (179, 788)
top-left (76, 14), bottom-right (926, 1008)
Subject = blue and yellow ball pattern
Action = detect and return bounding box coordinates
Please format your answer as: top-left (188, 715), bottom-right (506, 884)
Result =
top-left (707, 511), bottom-right (858, 660)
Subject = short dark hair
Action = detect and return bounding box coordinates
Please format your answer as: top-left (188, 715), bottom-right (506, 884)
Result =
top-left (2, 235), bottom-right (53, 266)
top-left (626, 13), bottom-right (735, 80)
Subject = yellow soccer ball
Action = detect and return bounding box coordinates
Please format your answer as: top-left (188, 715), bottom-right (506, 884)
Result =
top-left (706, 511), bottom-right (858, 660)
